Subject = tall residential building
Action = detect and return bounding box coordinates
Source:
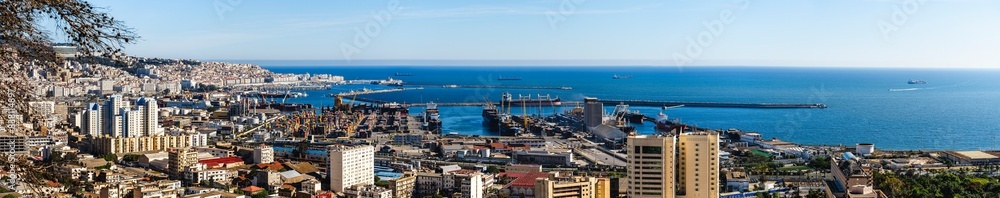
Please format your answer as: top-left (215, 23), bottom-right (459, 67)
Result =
top-left (135, 97), bottom-right (161, 136)
top-left (583, 97), bottom-right (603, 128)
top-left (123, 109), bottom-right (141, 138)
top-left (83, 103), bottom-right (102, 137)
top-left (85, 95), bottom-right (161, 138)
top-left (253, 144), bottom-right (275, 164)
top-left (626, 135), bottom-right (676, 198)
top-left (534, 173), bottom-right (599, 198)
top-left (168, 148), bottom-right (198, 180)
top-left (103, 95), bottom-right (126, 135)
top-left (625, 132), bottom-right (721, 198)
top-left (677, 131), bottom-right (720, 197)
top-left (329, 145), bottom-right (375, 192)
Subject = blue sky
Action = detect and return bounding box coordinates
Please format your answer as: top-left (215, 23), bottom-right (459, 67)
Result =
top-left (77, 0), bottom-right (1000, 67)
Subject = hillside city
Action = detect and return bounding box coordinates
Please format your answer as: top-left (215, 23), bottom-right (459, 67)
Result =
top-left (3, 46), bottom-right (1000, 198)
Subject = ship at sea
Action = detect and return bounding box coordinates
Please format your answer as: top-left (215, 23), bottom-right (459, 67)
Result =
top-left (612, 74), bottom-right (632, 79)
top-left (394, 72), bottom-right (413, 76)
top-left (497, 75), bottom-right (522, 81)
top-left (908, 79), bottom-right (927, 84)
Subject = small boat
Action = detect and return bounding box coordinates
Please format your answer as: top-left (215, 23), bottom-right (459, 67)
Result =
top-left (613, 74), bottom-right (632, 79)
top-left (907, 79), bottom-right (926, 84)
top-left (497, 75), bottom-right (521, 81)
top-left (560, 87), bottom-right (573, 90)
top-left (442, 85), bottom-right (459, 88)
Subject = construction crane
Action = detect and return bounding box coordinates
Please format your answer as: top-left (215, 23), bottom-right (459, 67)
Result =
top-left (281, 90), bottom-right (290, 105)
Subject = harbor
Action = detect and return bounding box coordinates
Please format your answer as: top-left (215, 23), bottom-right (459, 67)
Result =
top-left (347, 97), bottom-right (827, 109)
top-left (408, 84), bottom-right (573, 90)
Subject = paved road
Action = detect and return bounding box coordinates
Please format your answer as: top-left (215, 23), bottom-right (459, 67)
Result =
top-left (578, 148), bottom-right (627, 166)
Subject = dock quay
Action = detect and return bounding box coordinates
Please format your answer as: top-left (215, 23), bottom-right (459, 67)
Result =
top-left (406, 84), bottom-right (572, 90)
top-left (595, 99), bottom-right (828, 109)
top-left (351, 97), bottom-right (827, 109)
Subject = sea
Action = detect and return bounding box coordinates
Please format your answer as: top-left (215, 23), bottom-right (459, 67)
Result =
top-left (259, 65), bottom-right (1000, 151)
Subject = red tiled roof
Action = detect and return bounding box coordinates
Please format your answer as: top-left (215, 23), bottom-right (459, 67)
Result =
top-left (255, 162), bottom-right (284, 170)
top-left (508, 172), bottom-right (548, 187)
top-left (199, 157), bottom-right (244, 167)
top-left (490, 143), bottom-right (505, 149)
top-left (241, 185), bottom-right (264, 193)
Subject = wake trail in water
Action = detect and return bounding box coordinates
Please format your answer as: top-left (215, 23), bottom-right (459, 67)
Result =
top-left (888, 80), bottom-right (978, 92)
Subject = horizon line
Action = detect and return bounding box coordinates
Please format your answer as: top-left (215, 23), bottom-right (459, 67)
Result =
top-left (202, 59), bottom-right (1000, 69)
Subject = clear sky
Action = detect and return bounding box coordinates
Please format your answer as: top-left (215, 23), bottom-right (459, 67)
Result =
top-left (76, 0), bottom-right (1000, 67)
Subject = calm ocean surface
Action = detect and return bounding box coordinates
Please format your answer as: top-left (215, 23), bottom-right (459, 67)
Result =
top-left (261, 65), bottom-right (1000, 150)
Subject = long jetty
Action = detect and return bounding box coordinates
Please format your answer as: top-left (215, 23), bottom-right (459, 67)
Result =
top-left (406, 84), bottom-right (572, 90)
top-left (349, 97), bottom-right (827, 109)
top-left (330, 87), bottom-right (422, 97)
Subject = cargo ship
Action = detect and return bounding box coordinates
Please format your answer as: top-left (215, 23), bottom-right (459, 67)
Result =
top-left (501, 92), bottom-right (561, 106)
top-left (423, 102), bottom-right (442, 132)
top-left (497, 75), bottom-right (521, 81)
top-left (482, 102), bottom-right (500, 129)
top-left (654, 112), bottom-right (683, 132)
top-left (245, 91), bottom-right (307, 98)
top-left (907, 79), bottom-right (927, 84)
top-left (612, 103), bottom-right (645, 124)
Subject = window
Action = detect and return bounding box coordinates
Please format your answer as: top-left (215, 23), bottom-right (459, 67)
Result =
top-left (642, 146), bottom-right (663, 154)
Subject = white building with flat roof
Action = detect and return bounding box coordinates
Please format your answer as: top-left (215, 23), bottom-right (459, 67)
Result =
top-left (253, 144), bottom-right (274, 164)
top-left (329, 145), bottom-right (375, 192)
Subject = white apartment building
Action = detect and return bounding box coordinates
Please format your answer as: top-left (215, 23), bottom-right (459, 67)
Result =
top-left (253, 144), bottom-right (275, 164)
top-left (329, 145), bottom-right (375, 192)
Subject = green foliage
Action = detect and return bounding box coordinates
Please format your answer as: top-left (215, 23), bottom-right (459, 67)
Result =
top-left (2, 194), bottom-right (14, 198)
top-left (487, 166), bottom-right (501, 174)
top-left (874, 170), bottom-right (1000, 197)
top-left (122, 154), bottom-right (141, 162)
top-left (807, 156), bottom-right (831, 170)
top-left (376, 180), bottom-right (390, 187)
top-left (100, 153), bottom-right (117, 162)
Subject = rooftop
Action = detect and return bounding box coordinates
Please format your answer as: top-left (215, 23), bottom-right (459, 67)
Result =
top-left (506, 172), bottom-right (548, 187)
top-left (949, 151), bottom-right (999, 160)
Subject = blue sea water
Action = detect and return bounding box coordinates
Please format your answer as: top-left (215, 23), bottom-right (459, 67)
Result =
top-left (262, 65), bottom-right (1000, 150)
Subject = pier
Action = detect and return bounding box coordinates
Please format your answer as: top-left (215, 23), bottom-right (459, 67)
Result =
top-left (596, 99), bottom-right (828, 109)
top-left (349, 97), bottom-right (827, 109)
top-left (407, 84), bottom-right (572, 90)
top-left (330, 87), bottom-right (422, 97)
